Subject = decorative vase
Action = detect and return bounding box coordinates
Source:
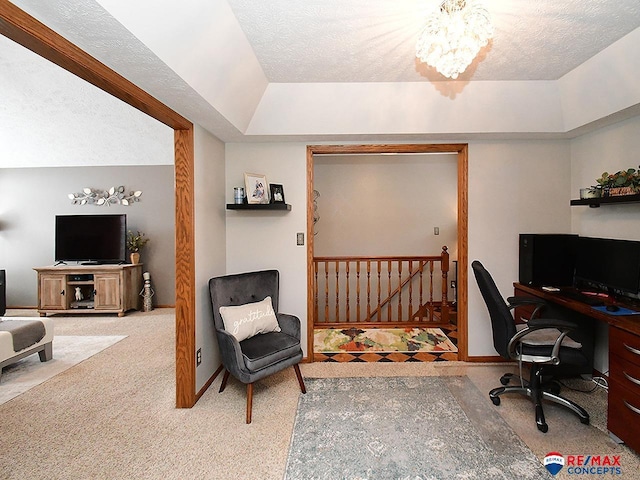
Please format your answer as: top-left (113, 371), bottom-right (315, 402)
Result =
top-left (579, 187), bottom-right (601, 199)
top-left (130, 252), bottom-right (140, 264)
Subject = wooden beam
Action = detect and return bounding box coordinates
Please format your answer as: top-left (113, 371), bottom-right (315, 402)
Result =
top-left (174, 128), bottom-right (195, 408)
top-left (457, 145), bottom-right (469, 361)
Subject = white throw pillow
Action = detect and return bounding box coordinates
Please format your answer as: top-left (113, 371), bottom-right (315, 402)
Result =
top-left (219, 296), bottom-right (281, 342)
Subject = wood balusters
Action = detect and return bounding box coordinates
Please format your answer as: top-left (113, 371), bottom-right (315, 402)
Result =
top-left (313, 246), bottom-right (451, 328)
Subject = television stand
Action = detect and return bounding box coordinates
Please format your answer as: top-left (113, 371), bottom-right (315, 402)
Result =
top-left (34, 264), bottom-right (143, 317)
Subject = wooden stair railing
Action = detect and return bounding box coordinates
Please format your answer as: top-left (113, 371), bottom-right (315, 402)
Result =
top-left (313, 246), bottom-right (450, 328)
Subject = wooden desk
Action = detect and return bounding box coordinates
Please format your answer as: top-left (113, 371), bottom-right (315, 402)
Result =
top-left (514, 283), bottom-right (640, 453)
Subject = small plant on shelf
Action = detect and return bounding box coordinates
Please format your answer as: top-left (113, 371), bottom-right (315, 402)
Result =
top-left (127, 230), bottom-right (149, 252)
top-left (595, 166), bottom-right (640, 196)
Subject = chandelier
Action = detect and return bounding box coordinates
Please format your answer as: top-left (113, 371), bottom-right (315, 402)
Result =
top-left (416, 0), bottom-right (493, 79)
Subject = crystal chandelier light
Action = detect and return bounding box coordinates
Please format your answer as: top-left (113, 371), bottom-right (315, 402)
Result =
top-left (416, 0), bottom-right (493, 79)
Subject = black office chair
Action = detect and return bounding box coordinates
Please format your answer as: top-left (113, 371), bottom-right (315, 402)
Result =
top-left (472, 260), bottom-right (590, 433)
top-left (208, 269), bottom-right (306, 424)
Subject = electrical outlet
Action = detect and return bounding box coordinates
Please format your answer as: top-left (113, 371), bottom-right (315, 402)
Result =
top-left (296, 232), bottom-right (304, 245)
top-left (434, 227), bottom-right (439, 235)
top-left (196, 348), bottom-right (202, 366)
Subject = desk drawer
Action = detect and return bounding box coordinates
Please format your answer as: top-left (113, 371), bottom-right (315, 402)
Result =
top-left (610, 354), bottom-right (640, 397)
top-left (608, 379), bottom-right (640, 453)
top-left (609, 326), bottom-right (640, 366)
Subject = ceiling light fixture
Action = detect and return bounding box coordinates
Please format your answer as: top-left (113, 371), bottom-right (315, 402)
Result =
top-left (416, 0), bottom-right (493, 79)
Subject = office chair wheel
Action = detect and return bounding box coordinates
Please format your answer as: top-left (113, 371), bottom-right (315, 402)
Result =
top-left (536, 404), bottom-right (548, 432)
top-left (580, 417), bottom-right (590, 425)
top-left (500, 375), bottom-right (511, 385)
top-left (491, 396), bottom-right (501, 406)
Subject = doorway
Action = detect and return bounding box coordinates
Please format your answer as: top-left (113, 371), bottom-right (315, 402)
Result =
top-left (1, 4), bottom-right (196, 407)
top-left (306, 144), bottom-right (469, 362)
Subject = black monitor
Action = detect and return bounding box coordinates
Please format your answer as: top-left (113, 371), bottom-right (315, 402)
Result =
top-left (574, 236), bottom-right (640, 296)
top-left (55, 214), bottom-right (127, 264)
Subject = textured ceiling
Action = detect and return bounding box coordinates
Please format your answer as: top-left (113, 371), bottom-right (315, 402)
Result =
top-left (4, 0), bottom-right (640, 144)
top-left (227, 0), bottom-right (640, 82)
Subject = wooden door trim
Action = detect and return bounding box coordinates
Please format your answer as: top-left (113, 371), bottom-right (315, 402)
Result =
top-left (306, 143), bottom-right (469, 361)
top-left (0, 1), bottom-right (197, 407)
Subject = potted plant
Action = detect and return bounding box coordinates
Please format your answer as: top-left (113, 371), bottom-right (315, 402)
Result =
top-left (127, 230), bottom-right (149, 264)
top-left (595, 166), bottom-right (640, 196)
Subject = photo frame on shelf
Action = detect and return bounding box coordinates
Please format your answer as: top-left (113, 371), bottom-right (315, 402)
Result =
top-left (244, 173), bottom-right (269, 204)
top-left (270, 184), bottom-right (285, 204)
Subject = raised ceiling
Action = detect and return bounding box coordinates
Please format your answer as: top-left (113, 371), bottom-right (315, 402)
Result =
top-left (5, 0), bottom-right (640, 142)
top-left (227, 0), bottom-right (640, 83)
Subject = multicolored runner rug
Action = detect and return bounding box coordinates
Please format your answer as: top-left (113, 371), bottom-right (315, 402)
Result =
top-left (314, 327), bottom-right (458, 362)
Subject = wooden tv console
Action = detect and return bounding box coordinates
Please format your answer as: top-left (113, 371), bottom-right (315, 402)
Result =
top-left (34, 264), bottom-right (143, 317)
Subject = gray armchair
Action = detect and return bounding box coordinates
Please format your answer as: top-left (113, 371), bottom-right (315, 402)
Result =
top-left (208, 269), bottom-right (306, 423)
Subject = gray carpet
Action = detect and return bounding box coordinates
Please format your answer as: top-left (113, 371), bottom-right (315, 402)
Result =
top-left (285, 376), bottom-right (552, 479)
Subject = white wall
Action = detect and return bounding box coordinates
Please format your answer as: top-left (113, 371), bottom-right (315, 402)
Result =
top-left (194, 125), bottom-right (227, 390)
top-left (248, 81), bottom-right (564, 136)
top-left (571, 115), bottom-right (640, 241)
top-left (570, 115), bottom-right (640, 374)
top-left (314, 154), bottom-right (457, 258)
top-left (224, 140), bottom-right (573, 358)
top-left (225, 143), bottom-right (309, 354)
top-left (223, 126), bottom-right (639, 365)
top-left (467, 140), bottom-right (572, 356)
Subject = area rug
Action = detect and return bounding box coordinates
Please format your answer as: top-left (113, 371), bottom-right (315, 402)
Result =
top-left (314, 327), bottom-right (458, 353)
top-left (0, 335), bottom-right (126, 405)
top-left (284, 376), bottom-right (551, 479)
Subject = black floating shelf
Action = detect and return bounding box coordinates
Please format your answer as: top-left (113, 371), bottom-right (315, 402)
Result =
top-left (570, 193), bottom-right (640, 208)
top-left (226, 203), bottom-right (291, 211)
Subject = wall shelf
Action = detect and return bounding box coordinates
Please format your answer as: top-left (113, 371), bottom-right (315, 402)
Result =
top-left (570, 194), bottom-right (640, 208)
top-left (226, 203), bottom-right (291, 211)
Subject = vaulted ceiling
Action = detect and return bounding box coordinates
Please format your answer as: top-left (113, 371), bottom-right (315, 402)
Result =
top-left (6, 0), bottom-right (640, 142)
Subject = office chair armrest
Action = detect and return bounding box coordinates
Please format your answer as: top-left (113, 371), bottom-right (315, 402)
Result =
top-left (508, 317), bottom-right (578, 365)
top-left (276, 313), bottom-right (301, 339)
top-left (527, 316), bottom-right (578, 331)
top-left (506, 296), bottom-right (546, 319)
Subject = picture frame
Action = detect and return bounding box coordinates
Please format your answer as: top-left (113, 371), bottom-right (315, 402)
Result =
top-left (270, 184), bottom-right (285, 204)
top-left (244, 173), bottom-right (269, 204)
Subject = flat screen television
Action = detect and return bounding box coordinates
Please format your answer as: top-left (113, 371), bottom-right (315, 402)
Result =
top-left (574, 236), bottom-right (640, 296)
top-left (55, 214), bottom-right (127, 265)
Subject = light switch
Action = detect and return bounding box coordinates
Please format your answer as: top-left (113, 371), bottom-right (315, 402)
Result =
top-left (296, 232), bottom-right (304, 245)
top-left (434, 227), bottom-right (440, 235)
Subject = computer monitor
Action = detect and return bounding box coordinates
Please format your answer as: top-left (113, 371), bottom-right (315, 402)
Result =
top-left (574, 236), bottom-right (640, 296)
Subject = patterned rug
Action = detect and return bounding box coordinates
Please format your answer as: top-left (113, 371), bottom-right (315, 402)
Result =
top-left (314, 327), bottom-right (458, 362)
top-left (285, 376), bottom-right (551, 480)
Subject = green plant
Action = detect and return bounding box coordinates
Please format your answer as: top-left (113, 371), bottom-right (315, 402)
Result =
top-left (596, 166), bottom-right (640, 191)
top-left (127, 230), bottom-right (149, 253)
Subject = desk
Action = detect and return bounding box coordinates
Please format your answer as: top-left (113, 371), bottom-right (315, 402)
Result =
top-left (514, 283), bottom-right (640, 453)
